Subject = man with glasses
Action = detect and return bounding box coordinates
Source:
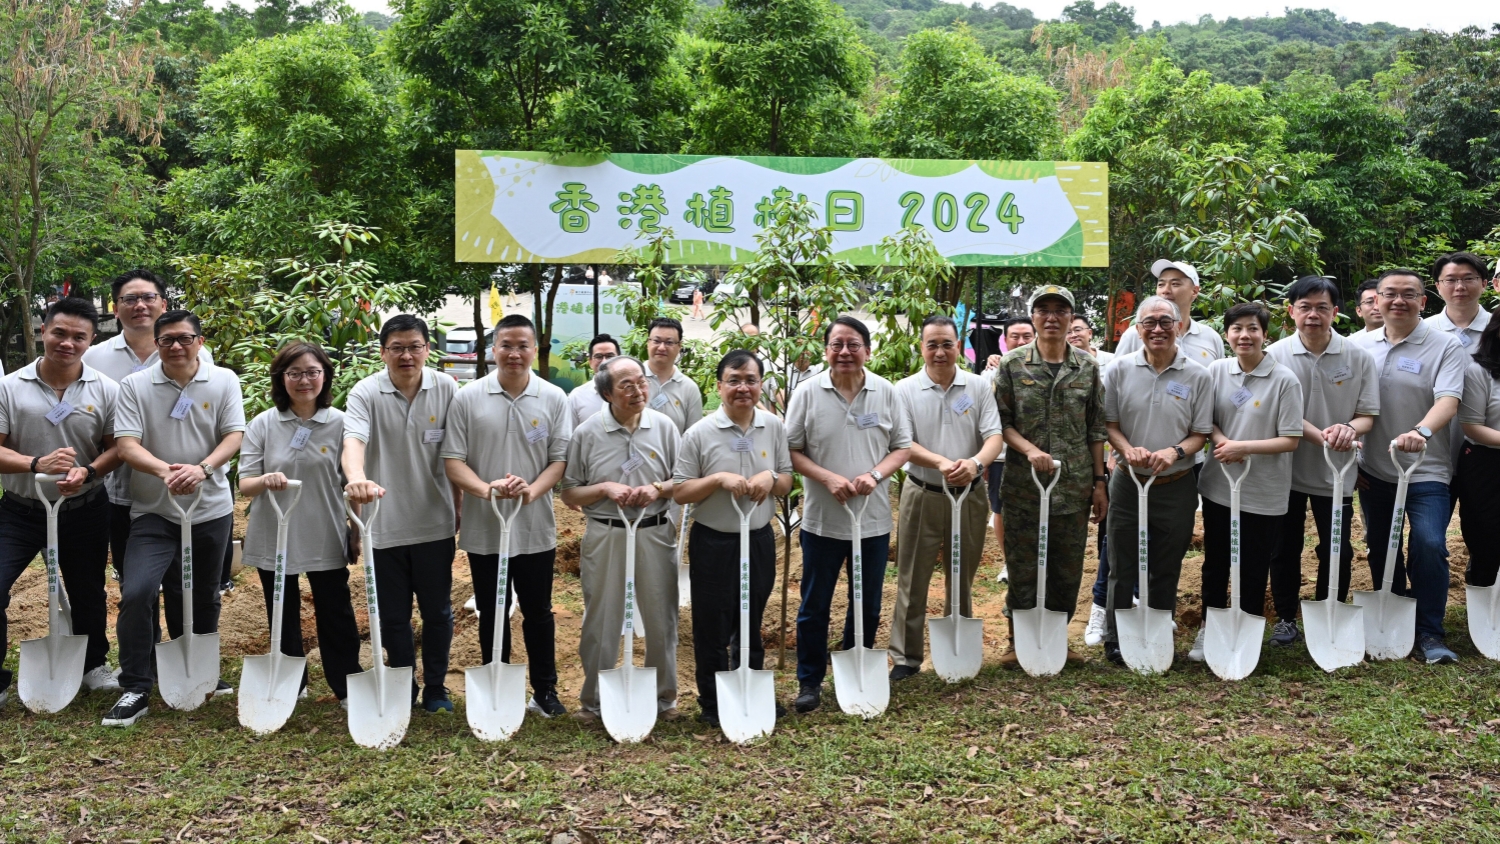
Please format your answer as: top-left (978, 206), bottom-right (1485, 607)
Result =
top-left (643, 317), bottom-right (703, 434)
top-left (105, 310), bottom-right (246, 726)
top-left (443, 314), bottom-right (571, 718)
top-left (342, 314), bottom-right (462, 713)
top-left (568, 334), bottom-right (620, 428)
top-left (1068, 316), bottom-right (1113, 367)
top-left (785, 316), bottom-right (912, 712)
top-left (1113, 260), bottom-right (1226, 366)
top-left (1354, 279), bottom-right (1383, 335)
top-left (1426, 253), bottom-right (1493, 478)
top-left (889, 316), bottom-right (1003, 680)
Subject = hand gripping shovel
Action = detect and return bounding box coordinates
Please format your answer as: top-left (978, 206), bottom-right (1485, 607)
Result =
top-left (1302, 444), bottom-right (1365, 672)
top-left (716, 495), bottom-right (776, 744)
top-left (930, 479), bottom-right (984, 681)
top-left (465, 491), bottom-right (528, 741)
top-left (1013, 461), bottom-right (1067, 678)
top-left (676, 503), bottom-right (692, 609)
top-left (1352, 442), bottom-right (1423, 661)
top-left (600, 505), bottom-right (658, 743)
top-left (343, 494), bottom-right (412, 750)
top-left (238, 480), bottom-right (306, 734)
top-left (1205, 458), bottom-right (1266, 681)
top-left (1115, 469), bottom-right (1174, 674)
top-left (18, 474), bottom-right (88, 714)
top-left (156, 486), bottom-right (220, 711)
top-left (831, 496), bottom-right (889, 718)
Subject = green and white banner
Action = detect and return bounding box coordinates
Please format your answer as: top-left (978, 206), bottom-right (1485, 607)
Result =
top-left (456, 152), bottom-right (1108, 267)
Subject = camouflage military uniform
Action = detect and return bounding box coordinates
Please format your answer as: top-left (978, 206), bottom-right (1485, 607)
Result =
top-left (994, 344), bottom-right (1107, 616)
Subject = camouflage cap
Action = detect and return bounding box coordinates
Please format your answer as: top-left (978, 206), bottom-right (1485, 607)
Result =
top-left (1026, 284), bottom-right (1075, 311)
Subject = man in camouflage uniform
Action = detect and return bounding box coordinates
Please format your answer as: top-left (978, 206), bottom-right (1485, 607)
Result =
top-left (993, 285), bottom-right (1108, 665)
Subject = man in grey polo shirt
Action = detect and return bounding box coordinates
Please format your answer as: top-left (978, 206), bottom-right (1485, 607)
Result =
top-left (567, 333), bottom-right (619, 429)
top-left (1266, 276), bottom-right (1379, 647)
top-left (106, 309), bottom-right (246, 726)
top-left (1101, 296), bottom-right (1213, 667)
top-left (643, 317), bottom-right (704, 434)
top-left (785, 315), bottom-right (912, 713)
top-left (1351, 268), bottom-right (1467, 665)
top-left (1112, 260), bottom-right (1226, 367)
top-left (561, 356), bottom-right (682, 719)
top-left (889, 315), bottom-right (1003, 681)
top-left (1426, 252), bottom-right (1492, 480)
top-left (443, 314), bottom-right (572, 718)
top-left (0, 298), bottom-right (124, 706)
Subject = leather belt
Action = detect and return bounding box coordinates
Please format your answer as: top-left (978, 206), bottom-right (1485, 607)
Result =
top-left (1131, 468), bottom-right (1191, 485)
top-left (1, 485), bottom-right (107, 513)
top-left (907, 475), bottom-right (983, 495)
top-left (590, 513), bottom-right (670, 529)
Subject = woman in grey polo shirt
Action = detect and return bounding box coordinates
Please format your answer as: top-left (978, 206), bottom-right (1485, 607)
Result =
top-left (238, 343), bottom-right (361, 703)
top-left (1457, 318), bottom-right (1500, 594)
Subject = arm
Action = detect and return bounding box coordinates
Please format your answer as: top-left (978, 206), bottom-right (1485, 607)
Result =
top-left (0, 433), bottom-right (78, 476)
top-left (560, 478), bottom-right (632, 509)
top-left (341, 437), bottom-right (383, 502)
top-left (1089, 440), bottom-right (1107, 524)
top-left (791, 448), bottom-right (856, 504)
top-left (164, 431), bottom-right (243, 495)
top-left (1395, 397), bottom-right (1460, 453)
top-left (1003, 428), bottom-right (1056, 473)
top-left (1209, 426), bottom-right (1300, 463)
top-left (1462, 423), bottom-right (1500, 448)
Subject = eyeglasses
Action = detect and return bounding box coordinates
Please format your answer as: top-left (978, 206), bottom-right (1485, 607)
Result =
top-left (119, 293), bottom-right (161, 307)
top-left (1066, 326), bottom-right (1090, 335)
top-left (1137, 318), bottom-right (1176, 331)
top-left (155, 333), bottom-right (200, 348)
top-left (722, 378), bottom-right (762, 388)
top-left (647, 338), bottom-right (681, 348)
top-left (1438, 275), bottom-right (1483, 286)
top-left (590, 352), bottom-right (618, 362)
top-left (1378, 291), bottom-right (1422, 302)
top-left (496, 344), bottom-right (533, 354)
top-left (1034, 308), bottom-right (1071, 320)
top-left (613, 378), bottom-right (649, 396)
top-left (283, 369), bottom-right (324, 382)
top-left (922, 341), bottom-right (957, 351)
top-left (1291, 303), bottom-right (1334, 315)
top-left (826, 341), bottom-right (866, 352)
top-left (383, 343), bottom-right (428, 356)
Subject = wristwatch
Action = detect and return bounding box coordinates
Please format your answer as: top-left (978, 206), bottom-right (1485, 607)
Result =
top-left (1412, 425), bottom-right (1433, 440)
top-left (769, 470), bottom-right (780, 484)
top-left (1172, 445), bottom-right (1187, 461)
top-left (868, 468), bottom-right (883, 483)
top-left (971, 457), bottom-right (984, 475)
top-left (1094, 474), bottom-right (1108, 484)
top-left (84, 464), bottom-right (98, 483)
top-left (651, 480), bottom-right (665, 494)
top-left (199, 462), bottom-right (215, 477)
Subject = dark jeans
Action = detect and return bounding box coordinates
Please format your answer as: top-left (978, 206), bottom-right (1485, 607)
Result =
top-left (372, 537), bottom-right (455, 697)
top-left (255, 567), bottom-right (362, 699)
top-left (220, 534), bottom-right (236, 587)
top-left (795, 528), bottom-right (890, 686)
top-left (1104, 469), bottom-right (1198, 642)
top-left (1456, 444), bottom-right (1500, 588)
top-left (1358, 470), bottom-right (1452, 641)
top-left (0, 490), bottom-right (111, 691)
top-left (1269, 490), bottom-right (1354, 621)
top-left (117, 513), bottom-right (233, 694)
top-left (690, 521), bottom-right (775, 715)
top-left (110, 501), bottom-right (180, 643)
top-left (469, 548), bottom-right (558, 695)
top-left (1200, 498), bottom-right (1281, 617)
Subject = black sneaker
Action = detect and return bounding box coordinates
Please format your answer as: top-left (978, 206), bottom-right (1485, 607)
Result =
top-left (696, 710), bottom-right (721, 728)
top-left (794, 683), bottom-right (821, 713)
top-left (212, 680), bottom-right (234, 697)
top-left (424, 691), bottom-right (454, 714)
top-left (1269, 619), bottom-right (1302, 647)
top-left (889, 665), bottom-right (920, 682)
top-left (102, 691), bottom-right (150, 727)
top-left (1104, 642), bottom-right (1125, 666)
top-left (219, 581), bottom-right (234, 596)
top-left (774, 702), bottom-right (787, 720)
top-left (527, 689), bottom-right (567, 718)
top-left (1417, 636), bottom-right (1458, 665)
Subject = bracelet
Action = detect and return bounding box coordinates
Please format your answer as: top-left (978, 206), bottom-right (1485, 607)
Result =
top-left (1094, 475), bottom-right (1108, 484)
top-left (29, 455), bottom-right (39, 473)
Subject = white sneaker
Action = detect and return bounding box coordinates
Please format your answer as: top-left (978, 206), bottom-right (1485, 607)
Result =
top-left (463, 594), bottom-right (478, 613)
top-left (1187, 627), bottom-right (1206, 662)
top-left (997, 566), bottom-right (1009, 584)
top-left (1084, 605), bottom-right (1107, 646)
top-left (82, 665), bottom-right (121, 692)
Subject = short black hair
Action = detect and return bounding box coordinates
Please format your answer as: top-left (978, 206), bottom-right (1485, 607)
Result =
top-left (1285, 275), bottom-right (1342, 308)
top-left (1356, 278), bottom-right (1380, 299)
top-left (1224, 301), bottom-right (1270, 331)
top-left (110, 268), bottom-right (166, 302)
top-left (647, 317), bottom-right (684, 341)
top-left (716, 349), bottom-right (764, 380)
top-left (1377, 268), bottom-right (1425, 290)
top-left (588, 333), bottom-right (620, 356)
top-left (269, 342), bottom-right (335, 412)
top-left (822, 314), bottom-right (871, 347)
top-left (1003, 317), bottom-right (1034, 332)
top-left (495, 314), bottom-right (536, 336)
top-left (1433, 252), bottom-right (1489, 282)
top-left (154, 309), bottom-right (201, 338)
top-left (43, 297), bottom-right (100, 332)
top-left (380, 314), bottom-right (429, 346)
top-left (920, 315), bottom-right (959, 339)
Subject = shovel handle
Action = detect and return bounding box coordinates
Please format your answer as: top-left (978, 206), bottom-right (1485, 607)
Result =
top-left (1321, 440), bottom-right (1359, 488)
top-left (265, 479), bottom-right (304, 525)
top-left (1386, 439), bottom-right (1426, 481)
top-left (488, 488), bottom-right (522, 527)
top-left (165, 484), bottom-right (205, 524)
top-left (344, 491), bottom-right (380, 534)
top-left (1028, 459), bottom-right (1063, 499)
top-left (1219, 455), bottom-right (1253, 494)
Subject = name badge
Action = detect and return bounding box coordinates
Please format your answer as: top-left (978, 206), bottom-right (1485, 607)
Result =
top-left (1459, 332), bottom-right (1472, 346)
top-left (620, 453), bottom-right (644, 474)
top-left (289, 426), bottom-right (313, 450)
top-left (1327, 365), bottom-right (1351, 383)
top-left (1230, 387), bottom-right (1253, 408)
top-left (423, 428), bottom-right (445, 444)
top-left (650, 392), bottom-right (669, 409)
top-left (1397, 357), bottom-right (1421, 374)
top-left (46, 401), bottom-right (74, 426)
top-left (525, 425), bottom-right (549, 444)
top-left (951, 394), bottom-right (974, 414)
top-left (171, 394), bottom-right (193, 420)
top-left (1165, 381), bottom-right (1191, 400)
top-left (856, 412), bottom-right (880, 429)
top-left (732, 436), bottom-right (753, 453)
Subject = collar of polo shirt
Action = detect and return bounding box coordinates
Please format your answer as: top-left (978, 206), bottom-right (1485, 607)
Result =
top-left (1377, 320), bottom-right (1431, 346)
top-left (712, 407), bottom-right (767, 429)
top-left (651, 366), bottom-right (687, 384)
top-left (377, 367), bottom-right (434, 393)
top-left (276, 406), bottom-right (334, 424)
top-left (1237, 354), bottom-right (1278, 378)
top-left (603, 404), bottom-right (655, 432)
top-left (916, 367), bottom-right (973, 390)
top-left (1429, 308), bottom-right (1491, 333)
top-left (20, 360), bottom-right (100, 383)
top-left (1131, 348), bottom-right (1189, 370)
top-left (817, 369), bottom-right (874, 390)
top-left (149, 359), bottom-right (212, 384)
top-left (1289, 332), bottom-right (1347, 356)
top-left (486, 369), bottom-right (539, 396)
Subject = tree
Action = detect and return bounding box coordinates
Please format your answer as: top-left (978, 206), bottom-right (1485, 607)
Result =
top-left (1061, 0), bottom-right (1140, 45)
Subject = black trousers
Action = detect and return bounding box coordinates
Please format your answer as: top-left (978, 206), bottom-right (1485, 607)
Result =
top-left (110, 501), bottom-right (181, 643)
top-left (255, 567), bottom-right (363, 699)
top-left (689, 521), bottom-right (775, 715)
top-left (468, 548), bottom-right (559, 694)
top-left (1200, 498), bottom-right (1282, 618)
top-left (372, 537), bottom-right (455, 696)
top-left (1456, 444), bottom-right (1500, 588)
top-left (1269, 489), bottom-right (1354, 621)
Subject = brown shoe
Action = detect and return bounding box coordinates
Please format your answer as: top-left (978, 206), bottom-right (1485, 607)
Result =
top-left (999, 616), bottom-right (1021, 668)
top-left (660, 707), bottom-right (684, 721)
top-left (571, 708), bottom-right (601, 723)
top-left (1066, 648), bottom-right (1085, 663)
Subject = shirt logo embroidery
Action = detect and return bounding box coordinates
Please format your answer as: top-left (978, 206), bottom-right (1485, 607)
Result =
top-left (429, 415), bottom-right (437, 423)
top-left (202, 402), bottom-right (210, 409)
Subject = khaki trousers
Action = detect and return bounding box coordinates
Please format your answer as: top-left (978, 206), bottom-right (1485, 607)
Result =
top-left (577, 518), bottom-right (679, 712)
top-left (888, 479), bottom-right (988, 668)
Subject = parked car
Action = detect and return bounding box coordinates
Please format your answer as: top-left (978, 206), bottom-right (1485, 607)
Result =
top-left (439, 326), bottom-right (493, 383)
top-left (669, 277), bottom-right (718, 304)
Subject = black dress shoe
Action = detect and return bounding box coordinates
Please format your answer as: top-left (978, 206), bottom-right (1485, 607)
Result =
top-left (794, 683), bottom-right (821, 713)
top-left (1104, 642), bottom-right (1124, 666)
top-left (889, 665), bottom-right (920, 682)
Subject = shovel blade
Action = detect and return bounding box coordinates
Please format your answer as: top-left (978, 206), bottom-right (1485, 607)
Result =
top-left (1464, 585), bottom-right (1500, 661)
top-left (715, 667), bottom-right (776, 744)
top-left (928, 615), bottom-right (985, 682)
top-left (463, 660), bottom-right (529, 742)
top-left (1011, 609), bottom-right (1068, 678)
top-left (1300, 599), bottom-right (1365, 672)
top-left (1115, 607), bottom-right (1175, 675)
top-left (1204, 607), bottom-right (1266, 681)
top-left (1351, 589), bottom-right (1417, 660)
top-left (17, 632), bottom-right (87, 714)
top-left (237, 653), bottom-right (307, 734)
top-left (677, 562), bottom-right (691, 609)
top-left (346, 665), bottom-right (413, 750)
top-left (155, 632), bottom-right (221, 711)
top-left (599, 663), bottom-right (659, 743)
top-left (830, 646), bottom-right (889, 719)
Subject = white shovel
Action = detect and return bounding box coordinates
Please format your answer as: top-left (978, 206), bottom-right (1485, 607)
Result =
top-left (1013, 460), bottom-right (1067, 677)
top-left (343, 494), bottom-right (412, 750)
top-left (17, 474), bottom-right (88, 714)
top-left (929, 479), bottom-right (984, 681)
top-left (599, 505), bottom-right (658, 743)
top-left (238, 480), bottom-right (306, 734)
top-left (1205, 458), bottom-right (1266, 681)
top-left (156, 486), bottom-right (220, 711)
top-left (676, 503), bottom-right (692, 609)
top-left (1115, 469), bottom-right (1174, 674)
top-left (1352, 441), bottom-right (1423, 661)
top-left (1302, 444), bottom-right (1365, 672)
top-left (465, 491), bottom-right (528, 741)
top-left (716, 494), bottom-right (775, 744)
top-left (831, 496), bottom-right (889, 718)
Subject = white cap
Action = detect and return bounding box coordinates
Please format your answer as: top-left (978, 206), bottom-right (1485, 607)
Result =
top-left (1151, 259), bottom-right (1200, 286)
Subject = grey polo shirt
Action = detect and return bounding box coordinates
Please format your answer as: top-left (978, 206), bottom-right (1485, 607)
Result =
top-left (673, 408), bottom-right (793, 532)
top-left (1426, 309), bottom-right (1492, 469)
top-left (1351, 321), bottom-right (1467, 485)
top-left (0, 361), bottom-right (117, 500)
top-left (644, 366), bottom-right (704, 433)
top-left (82, 336), bottom-right (213, 507)
top-left (442, 372), bottom-right (572, 556)
top-left (785, 368), bottom-right (913, 541)
top-left (1459, 361), bottom-right (1500, 448)
top-left (567, 380), bottom-right (605, 429)
top-left (1113, 319), bottom-right (1225, 368)
top-left (240, 406), bottom-right (349, 574)
top-left (1197, 356), bottom-right (1304, 515)
top-left (1267, 333), bottom-right (1381, 497)
top-left (895, 368), bottom-right (1002, 487)
top-left (114, 361), bottom-right (247, 524)
top-left (343, 368), bottom-right (458, 549)
top-left (1102, 349), bottom-right (1214, 475)
top-left (561, 406), bottom-right (680, 522)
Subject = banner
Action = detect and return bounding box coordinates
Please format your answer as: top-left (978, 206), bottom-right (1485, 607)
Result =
top-left (542, 283), bottom-right (630, 392)
top-left (456, 152), bottom-right (1107, 267)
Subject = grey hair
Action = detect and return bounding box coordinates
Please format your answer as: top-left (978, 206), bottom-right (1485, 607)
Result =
top-left (1136, 295), bottom-right (1181, 323)
top-left (595, 354), bottom-right (646, 398)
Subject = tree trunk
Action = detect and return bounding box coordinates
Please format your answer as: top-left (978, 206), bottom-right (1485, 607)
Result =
top-left (473, 293), bottom-right (488, 379)
top-left (15, 289), bottom-right (36, 362)
top-left (534, 264), bottom-right (563, 379)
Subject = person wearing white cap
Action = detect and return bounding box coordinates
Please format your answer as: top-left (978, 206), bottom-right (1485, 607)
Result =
top-left (1113, 260), bottom-right (1226, 367)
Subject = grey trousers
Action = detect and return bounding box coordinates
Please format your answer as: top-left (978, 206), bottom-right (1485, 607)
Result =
top-left (888, 480), bottom-right (987, 668)
top-left (1103, 470), bottom-right (1197, 644)
top-left (577, 517), bottom-right (679, 713)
